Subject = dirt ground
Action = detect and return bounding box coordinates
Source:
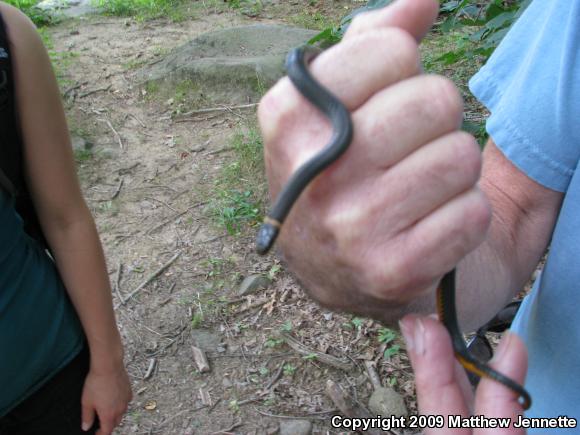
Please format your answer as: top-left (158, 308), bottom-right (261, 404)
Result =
top-left (48, 3), bottom-right (460, 434)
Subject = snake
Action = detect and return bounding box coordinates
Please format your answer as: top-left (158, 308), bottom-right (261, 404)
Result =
top-left (255, 45), bottom-right (532, 410)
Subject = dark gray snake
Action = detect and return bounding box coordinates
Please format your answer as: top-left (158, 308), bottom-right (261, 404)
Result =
top-left (256, 45), bottom-right (531, 410)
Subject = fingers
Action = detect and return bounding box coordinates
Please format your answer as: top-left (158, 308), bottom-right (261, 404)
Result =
top-left (474, 332), bottom-right (528, 435)
top-left (400, 314), bottom-right (472, 434)
top-left (259, 27), bottom-right (420, 151)
top-left (346, 74), bottom-right (464, 173)
top-left (345, 0), bottom-right (439, 42)
top-left (81, 403), bottom-right (95, 433)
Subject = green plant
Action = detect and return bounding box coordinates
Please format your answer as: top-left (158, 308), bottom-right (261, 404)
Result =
top-left (5, 0), bottom-right (54, 26)
top-left (209, 128), bottom-right (265, 235)
top-left (92, 0), bottom-right (186, 20)
top-left (378, 327), bottom-right (401, 359)
top-left (283, 364), bottom-right (296, 376)
top-left (264, 337), bottom-right (284, 348)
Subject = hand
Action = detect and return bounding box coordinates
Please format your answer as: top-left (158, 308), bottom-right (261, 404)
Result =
top-left (81, 363), bottom-right (132, 435)
top-left (258, 0), bottom-right (491, 323)
top-left (400, 314), bottom-right (528, 434)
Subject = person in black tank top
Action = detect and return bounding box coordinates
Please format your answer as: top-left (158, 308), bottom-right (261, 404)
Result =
top-left (0, 5), bottom-right (131, 435)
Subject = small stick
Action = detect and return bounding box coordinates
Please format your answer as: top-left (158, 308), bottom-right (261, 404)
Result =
top-left (110, 178), bottom-right (124, 200)
top-left (281, 333), bottom-right (354, 372)
top-left (114, 261), bottom-right (123, 302)
top-left (102, 118), bottom-right (124, 149)
top-left (144, 358), bottom-right (156, 380)
top-left (80, 84), bottom-right (112, 98)
top-left (265, 362), bottom-right (284, 390)
top-left (177, 103), bottom-right (258, 117)
top-left (117, 252), bottom-right (181, 307)
top-left (192, 345), bottom-right (211, 373)
top-left (210, 420), bottom-right (242, 435)
top-left (364, 360), bottom-right (382, 390)
top-left (146, 203), bottom-right (204, 234)
top-left (326, 380), bottom-right (389, 435)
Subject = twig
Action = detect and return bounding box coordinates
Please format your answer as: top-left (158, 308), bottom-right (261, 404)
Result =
top-left (210, 420), bottom-right (242, 435)
top-left (146, 203), bottom-right (205, 234)
top-left (114, 261), bottom-right (123, 302)
top-left (80, 83), bottom-right (112, 98)
top-left (144, 358), bottom-right (156, 380)
top-left (281, 333), bottom-right (355, 372)
top-left (129, 113), bottom-right (146, 128)
top-left (192, 345), bottom-right (211, 373)
top-left (176, 103), bottom-right (257, 118)
top-left (110, 178), bottom-right (124, 200)
top-left (326, 380), bottom-right (389, 435)
top-left (117, 252), bottom-right (181, 307)
top-left (253, 407), bottom-right (333, 421)
top-left (364, 360), bottom-right (382, 390)
top-left (106, 119), bottom-right (124, 149)
top-left (265, 362), bottom-right (284, 390)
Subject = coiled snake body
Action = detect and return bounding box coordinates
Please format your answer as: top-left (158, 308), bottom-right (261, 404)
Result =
top-left (256, 45), bottom-right (531, 410)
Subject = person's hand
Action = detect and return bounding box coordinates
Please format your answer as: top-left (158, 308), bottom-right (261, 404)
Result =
top-left (400, 314), bottom-right (528, 434)
top-left (81, 363), bottom-right (132, 435)
top-left (258, 0), bottom-right (491, 323)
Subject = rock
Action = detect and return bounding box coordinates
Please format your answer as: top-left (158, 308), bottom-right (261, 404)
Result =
top-left (191, 329), bottom-right (222, 351)
top-left (279, 420), bottom-right (312, 435)
top-left (237, 274), bottom-right (270, 296)
top-left (139, 25), bottom-right (317, 105)
top-left (71, 135), bottom-right (93, 151)
top-left (368, 386), bottom-right (408, 418)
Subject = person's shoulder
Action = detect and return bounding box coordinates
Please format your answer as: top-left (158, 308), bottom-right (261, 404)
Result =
top-left (0, 3), bottom-right (42, 47)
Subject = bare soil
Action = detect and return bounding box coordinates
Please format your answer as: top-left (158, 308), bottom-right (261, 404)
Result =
top-left (50, 3), bottom-right (428, 434)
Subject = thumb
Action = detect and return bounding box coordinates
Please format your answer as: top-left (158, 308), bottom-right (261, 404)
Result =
top-left (81, 402), bottom-right (95, 432)
top-left (345, 0), bottom-right (439, 42)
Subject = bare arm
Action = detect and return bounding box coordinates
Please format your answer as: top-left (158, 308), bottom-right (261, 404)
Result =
top-left (2, 5), bottom-right (131, 434)
top-left (456, 139), bottom-right (563, 330)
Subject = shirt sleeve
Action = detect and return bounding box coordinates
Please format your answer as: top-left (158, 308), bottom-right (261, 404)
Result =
top-left (469, 0), bottom-right (580, 192)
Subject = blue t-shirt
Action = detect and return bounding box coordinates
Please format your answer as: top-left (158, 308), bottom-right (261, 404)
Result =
top-left (0, 191), bottom-right (84, 416)
top-left (469, 0), bottom-right (580, 429)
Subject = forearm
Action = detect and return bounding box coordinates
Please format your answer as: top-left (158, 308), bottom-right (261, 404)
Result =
top-left (455, 141), bottom-right (562, 331)
top-left (43, 205), bottom-right (123, 371)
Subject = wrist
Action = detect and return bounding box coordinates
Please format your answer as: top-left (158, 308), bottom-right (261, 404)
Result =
top-left (87, 335), bottom-right (125, 373)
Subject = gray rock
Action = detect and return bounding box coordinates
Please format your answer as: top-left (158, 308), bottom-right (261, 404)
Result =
top-left (368, 386), bottom-right (408, 418)
top-left (237, 274), bottom-right (270, 296)
top-left (71, 135), bottom-right (93, 151)
top-left (191, 329), bottom-right (222, 351)
top-left (139, 25), bottom-right (317, 105)
top-left (279, 420), bottom-right (312, 435)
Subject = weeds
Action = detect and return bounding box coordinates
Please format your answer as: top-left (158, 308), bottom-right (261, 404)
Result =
top-left (93, 0), bottom-right (186, 20)
top-left (5, 0), bottom-right (54, 26)
top-left (209, 128), bottom-right (265, 235)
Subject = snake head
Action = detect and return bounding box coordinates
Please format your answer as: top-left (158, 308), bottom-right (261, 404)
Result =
top-left (256, 222), bottom-right (279, 255)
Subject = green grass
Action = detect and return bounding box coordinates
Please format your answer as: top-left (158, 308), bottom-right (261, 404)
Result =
top-left (4, 0), bottom-right (54, 26)
top-left (209, 128), bottom-right (265, 235)
top-left (92, 0), bottom-right (202, 21)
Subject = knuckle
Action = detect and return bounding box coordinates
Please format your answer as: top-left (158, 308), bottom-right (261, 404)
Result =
top-left (347, 11), bottom-right (375, 36)
top-left (465, 189), bottom-right (492, 236)
top-left (449, 131), bottom-right (482, 184)
top-left (258, 78), bottom-right (299, 142)
top-left (425, 75), bottom-right (463, 126)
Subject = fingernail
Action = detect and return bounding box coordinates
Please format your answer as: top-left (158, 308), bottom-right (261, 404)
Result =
top-left (399, 316), bottom-right (426, 356)
top-left (491, 331), bottom-right (512, 363)
top-left (399, 317), bottom-right (414, 352)
top-left (81, 422), bottom-right (91, 432)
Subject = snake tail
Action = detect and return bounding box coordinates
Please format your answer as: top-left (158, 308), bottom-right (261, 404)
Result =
top-left (256, 45), bottom-right (353, 255)
top-left (438, 269), bottom-right (532, 410)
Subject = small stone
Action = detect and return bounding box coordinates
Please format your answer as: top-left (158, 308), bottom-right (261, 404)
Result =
top-left (71, 135), bottom-right (92, 151)
top-left (222, 377), bottom-right (232, 388)
top-left (368, 386), bottom-right (408, 418)
top-left (279, 420), bottom-right (312, 435)
top-left (237, 274), bottom-right (270, 297)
